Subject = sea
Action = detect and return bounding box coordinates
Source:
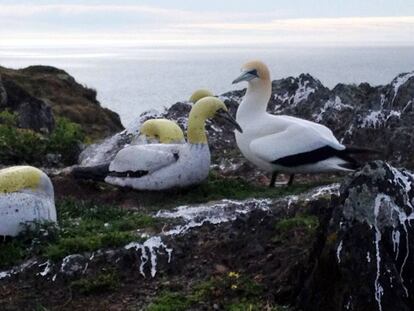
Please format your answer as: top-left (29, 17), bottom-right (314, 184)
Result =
top-left (1, 45), bottom-right (414, 127)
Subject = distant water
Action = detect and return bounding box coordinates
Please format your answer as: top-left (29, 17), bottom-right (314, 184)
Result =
top-left (1, 45), bottom-right (414, 126)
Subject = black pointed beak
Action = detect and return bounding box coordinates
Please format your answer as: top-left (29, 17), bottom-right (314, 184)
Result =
top-left (232, 70), bottom-right (257, 84)
top-left (216, 110), bottom-right (243, 133)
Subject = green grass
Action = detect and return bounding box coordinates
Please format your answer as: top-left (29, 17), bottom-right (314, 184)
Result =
top-left (148, 273), bottom-right (292, 311)
top-left (0, 240), bottom-right (25, 268)
top-left (0, 171), bottom-right (331, 270)
top-left (145, 172), bottom-right (323, 210)
top-left (147, 292), bottom-right (192, 311)
top-left (275, 215), bottom-right (319, 233)
top-left (0, 199), bottom-right (158, 269)
top-left (0, 114), bottom-right (85, 165)
top-left (70, 270), bottom-right (119, 295)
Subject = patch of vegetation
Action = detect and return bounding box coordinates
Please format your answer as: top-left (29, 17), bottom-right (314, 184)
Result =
top-left (147, 172), bottom-right (321, 210)
top-left (0, 110), bottom-right (18, 126)
top-left (0, 112), bottom-right (84, 165)
top-left (275, 215), bottom-right (319, 233)
top-left (0, 199), bottom-right (158, 269)
top-left (70, 270), bottom-right (119, 295)
top-left (45, 231), bottom-right (136, 261)
top-left (191, 271), bottom-right (263, 306)
top-left (47, 117), bottom-right (85, 164)
top-left (0, 240), bottom-right (25, 268)
top-left (273, 215), bottom-right (320, 243)
top-left (148, 272), bottom-right (292, 311)
top-left (147, 291), bottom-right (191, 311)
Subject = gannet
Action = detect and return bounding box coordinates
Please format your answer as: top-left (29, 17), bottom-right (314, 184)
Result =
top-left (232, 60), bottom-right (373, 186)
top-left (0, 166), bottom-right (56, 236)
top-left (73, 97), bottom-right (242, 190)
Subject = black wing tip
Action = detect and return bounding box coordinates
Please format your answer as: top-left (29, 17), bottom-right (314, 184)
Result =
top-left (72, 163), bottom-right (110, 181)
top-left (108, 170), bottom-right (149, 178)
top-left (272, 145), bottom-right (342, 167)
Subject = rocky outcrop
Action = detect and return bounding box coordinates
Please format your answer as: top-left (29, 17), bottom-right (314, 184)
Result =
top-left (0, 65), bottom-right (123, 138)
top-left (0, 77), bottom-right (7, 107)
top-left (300, 161), bottom-right (414, 311)
top-left (2, 161), bottom-right (414, 310)
top-left (0, 77), bottom-right (55, 133)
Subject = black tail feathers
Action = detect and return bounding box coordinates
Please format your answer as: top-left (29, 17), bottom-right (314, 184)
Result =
top-left (338, 146), bottom-right (383, 170)
top-left (344, 146), bottom-right (383, 155)
top-left (72, 163), bottom-right (110, 182)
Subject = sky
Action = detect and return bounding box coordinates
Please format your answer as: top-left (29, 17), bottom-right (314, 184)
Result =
top-left (1, 0), bottom-right (414, 48)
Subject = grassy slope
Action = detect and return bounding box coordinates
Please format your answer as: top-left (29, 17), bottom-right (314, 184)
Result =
top-left (0, 65), bottom-right (123, 139)
top-left (0, 173), bottom-right (330, 270)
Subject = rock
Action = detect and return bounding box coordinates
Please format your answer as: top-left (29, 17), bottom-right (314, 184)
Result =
top-left (299, 161), bottom-right (414, 311)
top-left (0, 77), bottom-right (55, 133)
top-left (78, 109), bottom-right (160, 165)
top-left (60, 254), bottom-right (88, 277)
top-left (0, 76), bottom-right (7, 106)
top-left (0, 65), bottom-right (123, 139)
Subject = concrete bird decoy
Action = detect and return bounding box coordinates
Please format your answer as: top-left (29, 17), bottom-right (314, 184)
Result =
top-left (131, 89), bottom-right (214, 146)
top-left (232, 60), bottom-right (374, 186)
top-left (132, 119), bottom-right (185, 145)
top-left (73, 97), bottom-right (242, 190)
top-left (0, 166), bottom-right (56, 236)
top-left (189, 89), bottom-right (214, 104)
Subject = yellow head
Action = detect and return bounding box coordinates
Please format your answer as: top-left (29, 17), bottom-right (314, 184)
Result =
top-left (0, 166), bottom-right (42, 193)
top-left (140, 119), bottom-right (184, 144)
top-left (187, 96), bottom-right (242, 144)
top-left (189, 89), bottom-right (214, 103)
top-left (232, 60), bottom-right (270, 84)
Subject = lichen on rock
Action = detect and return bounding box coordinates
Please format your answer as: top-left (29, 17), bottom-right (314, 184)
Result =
top-left (300, 161), bottom-right (414, 311)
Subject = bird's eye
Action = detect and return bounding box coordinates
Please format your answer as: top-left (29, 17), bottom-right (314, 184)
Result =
top-left (248, 69), bottom-right (258, 77)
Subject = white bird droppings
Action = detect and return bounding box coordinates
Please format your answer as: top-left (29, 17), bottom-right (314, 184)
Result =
top-left (336, 240), bottom-right (343, 264)
top-left (156, 198), bottom-right (271, 236)
top-left (125, 236), bottom-right (172, 278)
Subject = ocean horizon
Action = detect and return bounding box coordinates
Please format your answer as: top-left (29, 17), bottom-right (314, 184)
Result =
top-left (1, 45), bottom-right (414, 126)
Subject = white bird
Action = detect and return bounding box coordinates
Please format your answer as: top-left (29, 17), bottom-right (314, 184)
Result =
top-left (73, 97), bottom-right (242, 190)
top-left (232, 60), bottom-right (372, 186)
top-left (0, 166), bottom-right (56, 236)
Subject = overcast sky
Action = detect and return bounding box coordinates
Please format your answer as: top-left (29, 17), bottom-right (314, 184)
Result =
top-left (1, 0), bottom-right (414, 47)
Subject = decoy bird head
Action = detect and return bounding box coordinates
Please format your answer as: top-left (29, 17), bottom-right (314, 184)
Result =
top-left (139, 119), bottom-right (184, 144)
top-left (232, 60), bottom-right (270, 84)
top-left (0, 166), bottom-right (54, 198)
top-left (191, 96), bottom-right (242, 133)
top-left (189, 89), bottom-right (214, 103)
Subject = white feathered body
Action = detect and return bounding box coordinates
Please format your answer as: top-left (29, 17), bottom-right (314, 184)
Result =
top-left (236, 109), bottom-right (351, 174)
top-left (105, 143), bottom-right (211, 190)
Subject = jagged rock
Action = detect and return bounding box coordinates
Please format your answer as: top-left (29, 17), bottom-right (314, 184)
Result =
top-left (0, 76), bottom-right (7, 106)
top-left (0, 77), bottom-right (55, 133)
top-left (0, 65), bottom-right (123, 139)
top-left (299, 161), bottom-right (414, 311)
top-left (60, 254), bottom-right (88, 277)
top-left (78, 109), bottom-right (160, 165)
